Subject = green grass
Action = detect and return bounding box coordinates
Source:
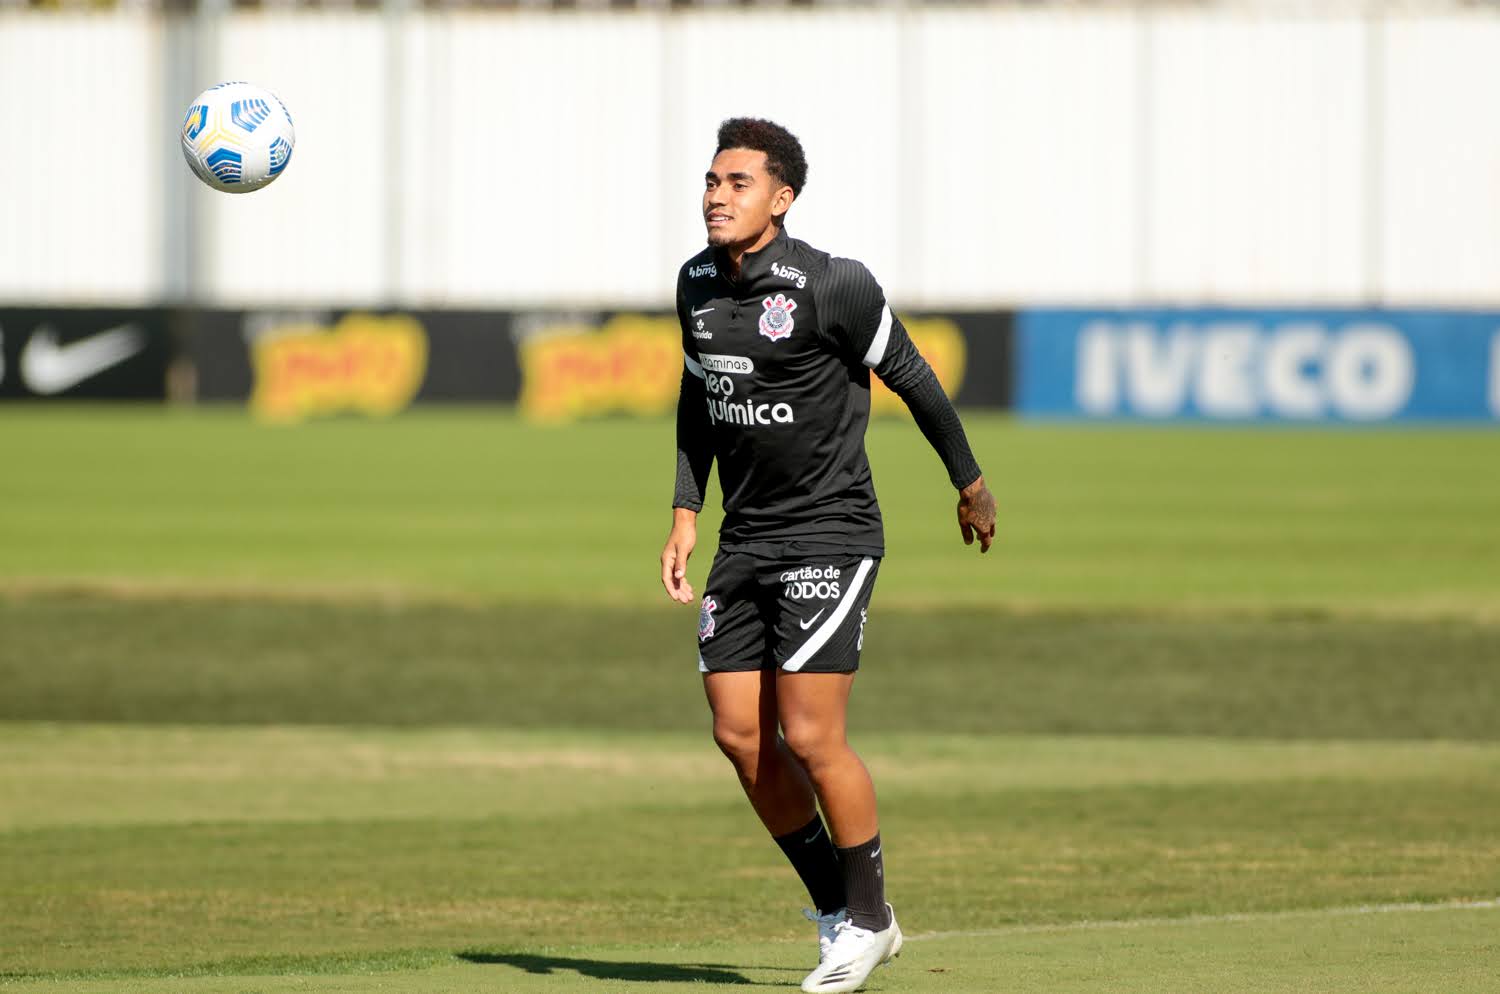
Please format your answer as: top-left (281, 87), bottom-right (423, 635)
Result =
top-left (6, 907), bottom-right (1497, 993)
top-left (2, 596), bottom-right (1498, 738)
top-left (1, 408), bottom-right (1498, 614)
top-left (2, 407), bottom-right (1499, 992)
top-left (2, 725), bottom-right (1498, 986)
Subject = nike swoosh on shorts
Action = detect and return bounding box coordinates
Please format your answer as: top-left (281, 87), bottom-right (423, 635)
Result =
top-left (799, 609), bottom-right (826, 631)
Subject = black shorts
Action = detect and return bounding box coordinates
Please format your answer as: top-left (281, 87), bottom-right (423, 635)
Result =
top-left (696, 551), bottom-right (880, 674)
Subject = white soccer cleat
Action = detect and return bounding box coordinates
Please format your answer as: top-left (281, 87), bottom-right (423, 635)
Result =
top-left (802, 906), bottom-right (847, 963)
top-left (799, 904), bottom-right (902, 993)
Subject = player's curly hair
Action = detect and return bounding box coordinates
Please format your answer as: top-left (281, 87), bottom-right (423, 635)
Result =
top-left (716, 118), bottom-right (808, 197)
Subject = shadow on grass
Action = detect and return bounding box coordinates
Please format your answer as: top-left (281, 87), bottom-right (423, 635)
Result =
top-left (458, 951), bottom-right (790, 985)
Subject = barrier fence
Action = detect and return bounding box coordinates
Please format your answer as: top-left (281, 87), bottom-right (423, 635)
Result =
top-left (5, 307), bottom-right (1497, 423)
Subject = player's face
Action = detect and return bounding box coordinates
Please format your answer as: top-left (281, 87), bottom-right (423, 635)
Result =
top-left (703, 148), bottom-right (793, 249)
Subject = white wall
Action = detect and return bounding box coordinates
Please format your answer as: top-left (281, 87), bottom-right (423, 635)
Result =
top-left (1, 7), bottom-right (1498, 308)
top-left (1144, 12), bottom-right (1371, 303)
top-left (1379, 14), bottom-right (1500, 305)
top-left (201, 13), bottom-right (392, 306)
top-left (0, 15), bottom-right (163, 304)
top-left (914, 9), bottom-right (1142, 306)
top-left (399, 13), bottom-right (669, 306)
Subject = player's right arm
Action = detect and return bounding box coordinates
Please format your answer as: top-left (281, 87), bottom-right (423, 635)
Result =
top-left (663, 275), bottom-right (714, 603)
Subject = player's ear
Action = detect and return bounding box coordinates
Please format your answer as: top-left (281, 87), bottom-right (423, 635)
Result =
top-left (771, 185), bottom-right (794, 220)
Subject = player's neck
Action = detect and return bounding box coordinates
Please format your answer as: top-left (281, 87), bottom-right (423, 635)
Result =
top-left (722, 224), bottom-right (782, 281)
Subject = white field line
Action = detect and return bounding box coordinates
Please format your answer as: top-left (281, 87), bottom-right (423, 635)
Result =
top-left (906, 897), bottom-right (1500, 943)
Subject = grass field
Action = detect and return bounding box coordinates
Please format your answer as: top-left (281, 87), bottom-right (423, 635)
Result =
top-left (2, 408), bottom-right (1498, 992)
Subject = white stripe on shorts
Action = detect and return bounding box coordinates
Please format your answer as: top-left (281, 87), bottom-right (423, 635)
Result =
top-left (781, 557), bottom-right (874, 673)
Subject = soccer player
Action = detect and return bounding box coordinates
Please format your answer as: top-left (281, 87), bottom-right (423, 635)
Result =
top-left (660, 118), bottom-right (995, 994)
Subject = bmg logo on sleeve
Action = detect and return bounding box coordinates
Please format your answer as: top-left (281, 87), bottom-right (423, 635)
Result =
top-left (1019, 309), bottom-right (1500, 423)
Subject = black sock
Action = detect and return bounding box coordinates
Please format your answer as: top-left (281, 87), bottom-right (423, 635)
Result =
top-left (773, 814), bottom-right (847, 915)
top-left (837, 832), bottom-right (890, 931)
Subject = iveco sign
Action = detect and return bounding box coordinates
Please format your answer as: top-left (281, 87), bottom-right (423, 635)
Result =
top-left (1018, 309), bottom-right (1500, 423)
top-left (1076, 321), bottom-right (1414, 420)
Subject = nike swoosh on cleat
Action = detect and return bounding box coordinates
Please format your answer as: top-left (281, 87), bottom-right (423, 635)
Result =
top-left (691, 307), bottom-right (715, 316)
top-left (798, 609), bottom-right (825, 631)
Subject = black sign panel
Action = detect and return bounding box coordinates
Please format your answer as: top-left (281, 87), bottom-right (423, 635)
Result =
top-left (0, 306), bottom-right (1015, 413)
top-left (0, 309), bottom-right (172, 400)
top-left (947, 311), bottom-right (1014, 409)
top-left (188, 308), bottom-right (522, 407)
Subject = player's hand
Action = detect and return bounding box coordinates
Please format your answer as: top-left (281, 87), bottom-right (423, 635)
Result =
top-left (957, 475), bottom-right (997, 554)
top-left (661, 510), bottom-right (699, 604)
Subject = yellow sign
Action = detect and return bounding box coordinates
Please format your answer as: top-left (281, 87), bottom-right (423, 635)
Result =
top-left (250, 314), bottom-right (428, 424)
top-left (519, 315), bottom-right (682, 423)
top-left (519, 313), bottom-right (967, 423)
top-left (872, 316), bottom-right (967, 417)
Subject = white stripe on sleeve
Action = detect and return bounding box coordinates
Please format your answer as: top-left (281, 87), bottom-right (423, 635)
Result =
top-left (685, 353), bottom-right (705, 379)
top-left (861, 305), bottom-right (894, 368)
top-left (781, 558), bottom-right (875, 672)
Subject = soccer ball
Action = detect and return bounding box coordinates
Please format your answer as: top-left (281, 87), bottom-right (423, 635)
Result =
top-left (180, 82), bottom-right (295, 193)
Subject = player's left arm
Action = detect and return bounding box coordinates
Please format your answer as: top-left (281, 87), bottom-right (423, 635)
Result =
top-left (821, 259), bottom-right (997, 553)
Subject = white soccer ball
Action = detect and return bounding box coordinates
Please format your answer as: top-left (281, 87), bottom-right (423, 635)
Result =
top-left (180, 82), bottom-right (296, 193)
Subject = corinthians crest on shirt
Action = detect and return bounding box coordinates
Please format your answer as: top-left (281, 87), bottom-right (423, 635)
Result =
top-left (698, 596), bottom-right (719, 642)
top-left (759, 293), bottom-right (797, 342)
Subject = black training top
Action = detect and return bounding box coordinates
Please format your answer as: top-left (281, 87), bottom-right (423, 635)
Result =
top-left (672, 227), bottom-right (981, 558)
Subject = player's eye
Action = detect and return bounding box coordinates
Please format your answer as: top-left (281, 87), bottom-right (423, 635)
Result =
top-left (734, 183), bottom-right (748, 191)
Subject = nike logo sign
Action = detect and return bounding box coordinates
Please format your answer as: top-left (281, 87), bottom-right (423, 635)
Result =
top-left (19, 324), bottom-right (147, 395)
top-left (870, 848), bottom-right (881, 858)
top-left (691, 307), bottom-right (715, 317)
top-left (804, 825), bottom-right (823, 844)
top-left (798, 610), bottom-right (825, 631)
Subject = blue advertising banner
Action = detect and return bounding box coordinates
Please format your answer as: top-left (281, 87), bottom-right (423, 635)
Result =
top-left (1018, 309), bottom-right (1500, 422)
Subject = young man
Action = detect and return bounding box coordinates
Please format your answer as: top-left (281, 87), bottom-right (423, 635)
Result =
top-left (660, 118), bottom-right (996, 994)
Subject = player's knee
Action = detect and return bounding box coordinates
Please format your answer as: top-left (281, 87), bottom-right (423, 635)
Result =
top-left (711, 718), bottom-right (761, 771)
top-left (780, 722), bottom-right (840, 771)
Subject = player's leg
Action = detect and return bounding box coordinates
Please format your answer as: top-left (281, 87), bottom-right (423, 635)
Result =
top-left (775, 671), bottom-right (885, 925)
top-left (778, 670), bottom-right (902, 994)
top-left (771, 556), bottom-right (887, 894)
top-left (775, 673), bottom-right (873, 843)
top-left (697, 553), bottom-right (846, 920)
top-left (704, 668), bottom-right (817, 835)
top-left (766, 556), bottom-right (900, 993)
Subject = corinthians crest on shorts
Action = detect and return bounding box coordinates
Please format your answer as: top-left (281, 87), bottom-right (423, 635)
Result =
top-left (698, 596), bottom-right (719, 642)
top-left (759, 293), bottom-right (797, 342)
